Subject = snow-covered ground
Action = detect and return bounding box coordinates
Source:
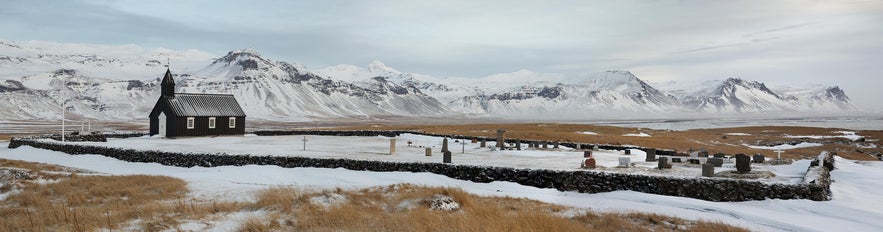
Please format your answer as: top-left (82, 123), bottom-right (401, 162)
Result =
top-left (2, 142), bottom-right (882, 231)
top-left (745, 142), bottom-right (824, 150)
top-left (58, 134), bottom-right (804, 183)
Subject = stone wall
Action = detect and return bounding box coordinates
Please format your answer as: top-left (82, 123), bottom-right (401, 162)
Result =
top-left (8, 137), bottom-right (832, 202)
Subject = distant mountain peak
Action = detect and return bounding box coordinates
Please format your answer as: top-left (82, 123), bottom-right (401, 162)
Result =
top-left (367, 60), bottom-right (401, 74)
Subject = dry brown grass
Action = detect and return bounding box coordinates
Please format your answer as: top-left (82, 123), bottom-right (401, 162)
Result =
top-left (238, 184), bottom-right (749, 232)
top-left (0, 158), bottom-right (243, 232)
top-left (330, 123), bottom-right (882, 160)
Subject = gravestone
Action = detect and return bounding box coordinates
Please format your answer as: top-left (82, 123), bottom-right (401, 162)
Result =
top-left (574, 143), bottom-right (582, 150)
top-left (702, 163), bottom-right (715, 177)
top-left (442, 138), bottom-right (449, 152)
top-left (706, 158), bottom-right (723, 167)
top-left (583, 157), bottom-right (596, 169)
top-left (443, 151), bottom-right (452, 163)
top-left (516, 140), bottom-right (521, 150)
top-left (671, 158), bottom-right (682, 163)
top-left (583, 151), bottom-right (593, 158)
top-left (389, 138), bottom-right (396, 155)
top-left (480, 139), bottom-right (486, 148)
top-left (593, 145), bottom-right (599, 151)
top-left (624, 149), bottom-right (631, 155)
top-left (542, 141), bottom-right (548, 149)
top-left (689, 159), bottom-right (700, 164)
top-left (713, 153), bottom-right (726, 158)
top-left (496, 129), bottom-right (506, 149)
top-left (735, 154), bottom-right (751, 173)
top-left (689, 151), bottom-right (699, 159)
top-left (752, 154), bottom-right (765, 163)
top-left (471, 138), bottom-right (477, 143)
top-left (553, 141), bottom-right (559, 149)
top-left (425, 148), bottom-right (432, 156)
top-left (657, 157), bottom-right (671, 169)
top-left (618, 157), bottom-right (631, 167)
top-left (645, 148), bottom-right (657, 162)
top-left (699, 151), bottom-right (709, 157)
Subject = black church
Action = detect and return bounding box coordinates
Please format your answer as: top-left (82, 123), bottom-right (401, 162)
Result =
top-left (149, 69), bottom-right (246, 138)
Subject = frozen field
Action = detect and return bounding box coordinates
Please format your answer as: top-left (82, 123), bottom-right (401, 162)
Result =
top-left (61, 133), bottom-right (809, 183)
top-left (2, 142), bottom-right (882, 232)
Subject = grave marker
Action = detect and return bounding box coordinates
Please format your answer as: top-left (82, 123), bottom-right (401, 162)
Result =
top-left (645, 148), bottom-right (657, 162)
top-left (542, 141), bottom-right (548, 149)
top-left (618, 157), bottom-right (631, 167)
top-left (583, 157), bottom-right (596, 169)
top-left (752, 154), bottom-right (765, 163)
top-left (516, 140), bottom-right (521, 150)
top-left (425, 148), bottom-right (432, 156)
top-left (624, 149), bottom-right (631, 155)
top-left (658, 157), bottom-right (671, 169)
top-left (583, 151), bottom-right (593, 158)
top-left (735, 154), bottom-right (751, 173)
top-left (671, 157), bottom-right (682, 163)
top-left (443, 151), bottom-right (452, 163)
top-left (713, 153), bottom-right (726, 158)
top-left (702, 163), bottom-right (715, 177)
top-left (553, 141), bottom-right (559, 149)
top-left (496, 129), bottom-right (506, 149)
top-left (388, 138), bottom-right (396, 155)
top-left (707, 158), bottom-right (723, 167)
top-left (480, 139), bottom-right (486, 148)
top-left (442, 138), bottom-right (449, 152)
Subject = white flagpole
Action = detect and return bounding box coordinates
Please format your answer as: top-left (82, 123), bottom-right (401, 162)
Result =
top-left (61, 77), bottom-right (66, 142)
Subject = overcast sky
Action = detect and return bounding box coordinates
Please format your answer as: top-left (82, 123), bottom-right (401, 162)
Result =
top-left (2, 0), bottom-right (882, 111)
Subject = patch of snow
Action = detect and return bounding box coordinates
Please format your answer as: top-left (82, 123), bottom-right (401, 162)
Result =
top-left (623, 132), bottom-right (651, 137)
top-left (723, 133), bottom-right (751, 136)
top-left (783, 131), bottom-right (864, 141)
top-left (576, 131), bottom-right (598, 135)
top-left (310, 192), bottom-right (348, 208)
top-left (745, 142), bottom-right (823, 150)
top-left (427, 194), bottom-right (460, 211)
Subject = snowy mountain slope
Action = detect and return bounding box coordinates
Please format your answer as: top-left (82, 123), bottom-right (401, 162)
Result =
top-left (0, 39), bottom-right (863, 121)
top-left (176, 50), bottom-right (451, 119)
top-left (0, 39), bottom-right (213, 80)
top-left (655, 79), bottom-right (859, 113)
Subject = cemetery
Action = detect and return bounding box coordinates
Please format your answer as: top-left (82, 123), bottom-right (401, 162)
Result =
top-left (8, 130), bottom-right (833, 201)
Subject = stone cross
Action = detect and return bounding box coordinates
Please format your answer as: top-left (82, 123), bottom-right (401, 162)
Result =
top-left (389, 138), bottom-right (396, 155)
top-left (301, 136), bottom-right (308, 151)
top-left (775, 149), bottom-right (784, 160)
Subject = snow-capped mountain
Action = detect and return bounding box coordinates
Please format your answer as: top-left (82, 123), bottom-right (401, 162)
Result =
top-left (0, 39), bottom-right (863, 122)
top-left (655, 78), bottom-right (859, 113)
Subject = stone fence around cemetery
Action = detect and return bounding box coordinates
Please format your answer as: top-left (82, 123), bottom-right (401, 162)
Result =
top-left (8, 132), bottom-right (834, 202)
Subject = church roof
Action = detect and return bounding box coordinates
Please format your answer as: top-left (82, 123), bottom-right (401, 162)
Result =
top-left (160, 93), bottom-right (246, 117)
top-left (161, 69), bottom-right (175, 86)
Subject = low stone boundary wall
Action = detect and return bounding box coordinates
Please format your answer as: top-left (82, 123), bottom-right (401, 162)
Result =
top-left (8, 137), bottom-right (832, 202)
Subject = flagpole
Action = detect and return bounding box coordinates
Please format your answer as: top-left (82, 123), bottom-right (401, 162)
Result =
top-left (61, 77), bottom-right (66, 142)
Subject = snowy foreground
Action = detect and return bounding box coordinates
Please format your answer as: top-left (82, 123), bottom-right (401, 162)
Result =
top-left (2, 142), bottom-right (883, 231)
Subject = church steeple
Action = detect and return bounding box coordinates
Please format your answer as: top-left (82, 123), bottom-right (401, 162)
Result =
top-left (161, 68), bottom-right (175, 98)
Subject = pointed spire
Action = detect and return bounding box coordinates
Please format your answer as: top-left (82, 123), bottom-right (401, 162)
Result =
top-left (161, 68), bottom-right (175, 98)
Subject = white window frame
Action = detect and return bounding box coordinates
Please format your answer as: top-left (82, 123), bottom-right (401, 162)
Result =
top-left (208, 117), bottom-right (216, 129)
top-left (186, 117), bottom-right (195, 129)
top-left (229, 117), bottom-right (236, 128)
